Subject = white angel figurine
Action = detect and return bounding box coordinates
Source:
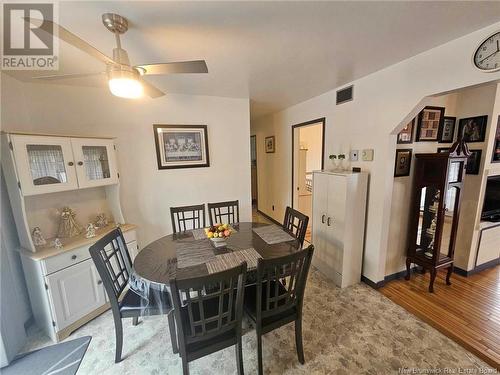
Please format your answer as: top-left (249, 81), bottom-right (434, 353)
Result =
top-left (32, 227), bottom-right (47, 247)
top-left (85, 223), bottom-right (97, 239)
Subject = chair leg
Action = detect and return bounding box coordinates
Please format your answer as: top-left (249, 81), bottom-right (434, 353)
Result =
top-left (295, 318), bottom-right (305, 364)
top-left (132, 316), bottom-right (139, 326)
top-left (181, 355), bottom-right (189, 375)
top-left (168, 311), bottom-right (179, 354)
top-left (256, 331), bottom-right (263, 375)
top-left (235, 337), bottom-right (244, 375)
top-left (114, 316), bottom-right (123, 363)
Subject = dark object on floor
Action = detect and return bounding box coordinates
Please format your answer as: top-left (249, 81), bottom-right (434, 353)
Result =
top-left (170, 262), bottom-right (248, 375)
top-left (2, 336), bottom-right (91, 375)
top-left (89, 228), bottom-right (174, 363)
top-left (244, 245), bottom-right (314, 375)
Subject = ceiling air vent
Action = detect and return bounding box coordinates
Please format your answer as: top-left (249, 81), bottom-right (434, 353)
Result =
top-left (336, 85), bottom-right (353, 105)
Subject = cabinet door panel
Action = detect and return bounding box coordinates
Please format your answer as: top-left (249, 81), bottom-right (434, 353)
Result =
top-left (46, 259), bottom-right (106, 331)
top-left (311, 173), bottom-right (328, 269)
top-left (10, 135), bottom-right (78, 196)
top-left (71, 138), bottom-right (118, 188)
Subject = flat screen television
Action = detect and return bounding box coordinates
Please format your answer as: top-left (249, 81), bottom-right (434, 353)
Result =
top-left (481, 175), bottom-right (500, 221)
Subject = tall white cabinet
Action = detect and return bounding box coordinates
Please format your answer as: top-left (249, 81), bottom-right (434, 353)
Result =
top-left (312, 171), bottom-right (368, 288)
top-left (1, 132), bottom-right (138, 342)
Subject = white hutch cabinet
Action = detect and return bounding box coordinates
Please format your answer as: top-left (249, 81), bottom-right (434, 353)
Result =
top-left (312, 171), bottom-right (368, 288)
top-left (1, 132), bottom-right (137, 342)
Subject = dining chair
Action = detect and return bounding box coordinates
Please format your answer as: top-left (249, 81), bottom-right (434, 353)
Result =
top-left (243, 245), bottom-right (314, 375)
top-left (207, 200), bottom-right (240, 225)
top-left (170, 262), bottom-right (248, 375)
top-left (89, 228), bottom-right (175, 363)
top-left (283, 206), bottom-right (309, 246)
top-left (170, 204), bottom-right (206, 233)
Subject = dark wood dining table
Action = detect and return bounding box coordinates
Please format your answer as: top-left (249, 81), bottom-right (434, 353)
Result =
top-left (132, 222), bottom-right (301, 291)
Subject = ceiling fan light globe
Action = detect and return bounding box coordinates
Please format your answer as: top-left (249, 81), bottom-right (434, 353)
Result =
top-left (107, 68), bottom-right (143, 99)
top-left (108, 77), bottom-right (143, 99)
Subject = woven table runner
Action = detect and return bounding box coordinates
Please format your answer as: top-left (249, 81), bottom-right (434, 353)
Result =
top-left (252, 225), bottom-right (295, 244)
top-left (176, 240), bottom-right (216, 269)
top-left (206, 248), bottom-right (262, 274)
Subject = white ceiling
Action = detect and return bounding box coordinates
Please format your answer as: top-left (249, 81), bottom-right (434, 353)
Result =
top-left (7, 1), bottom-right (500, 119)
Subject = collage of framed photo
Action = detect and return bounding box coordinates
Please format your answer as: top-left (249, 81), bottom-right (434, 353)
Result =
top-left (416, 106), bottom-right (445, 142)
top-left (265, 136), bottom-right (276, 153)
top-left (458, 115), bottom-right (488, 143)
top-left (466, 150), bottom-right (482, 175)
top-left (491, 116), bottom-right (500, 163)
top-left (394, 149), bottom-right (413, 177)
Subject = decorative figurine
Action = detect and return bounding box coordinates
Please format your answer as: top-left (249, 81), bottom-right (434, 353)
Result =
top-left (32, 227), bottom-right (47, 247)
top-left (53, 238), bottom-right (63, 250)
top-left (57, 207), bottom-right (83, 238)
top-left (85, 223), bottom-right (96, 239)
top-left (95, 213), bottom-right (108, 228)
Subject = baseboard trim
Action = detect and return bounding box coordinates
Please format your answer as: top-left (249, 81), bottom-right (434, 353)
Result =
top-left (256, 209), bottom-right (282, 226)
top-left (455, 258), bottom-right (499, 277)
top-left (361, 276), bottom-right (384, 289)
top-left (363, 266), bottom-right (421, 289)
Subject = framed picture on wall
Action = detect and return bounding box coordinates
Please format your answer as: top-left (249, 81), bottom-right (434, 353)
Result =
top-left (438, 116), bottom-right (456, 143)
top-left (466, 150), bottom-right (482, 175)
top-left (492, 116), bottom-right (500, 163)
top-left (265, 136), bottom-right (275, 153)
top-left (394, 149), bottom-right (413, 177)
top-left (397, 119), bottom-right (414, 144)
top-left (437, 147), bottom-right (450, 153)
top-left (458, 115), bottom-right (488, 143)
top-left (416, 106), bottom-right (445, 142)
top-left (153, 124), bottom-right (210, 169)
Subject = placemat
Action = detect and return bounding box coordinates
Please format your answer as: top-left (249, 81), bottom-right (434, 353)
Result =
top-left (252, 224), bottom-right (295, 244)
top-left (206, 248), bottom-right (262, 274)
top-left (176, 240), bottom-right (216, 268)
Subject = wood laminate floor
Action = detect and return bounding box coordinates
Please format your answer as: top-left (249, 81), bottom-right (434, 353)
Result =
top-left (380, 266), bottom-right (500, 369)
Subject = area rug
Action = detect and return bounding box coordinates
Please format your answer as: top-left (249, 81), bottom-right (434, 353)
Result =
top-left (2, 336), bottom-right (91, 375)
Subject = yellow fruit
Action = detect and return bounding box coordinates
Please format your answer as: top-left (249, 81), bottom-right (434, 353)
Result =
top-left (213, 233), bottom-right (219, 238)
top-left (218, 226), bottom-right (224, 231)
top-left (207, 232), bottom-right (214, 238)
top-left (223, 224), bottom-right (229, 229)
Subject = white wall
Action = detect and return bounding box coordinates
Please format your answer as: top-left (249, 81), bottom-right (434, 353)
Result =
top-left (386, 84), bottom-right (498, 276)
top-left (251, 22), bottom-right (500, 283)
top-left (1, 73), bottom-right (252, 247)
top-left (299, 124), bottom-right (323, 173)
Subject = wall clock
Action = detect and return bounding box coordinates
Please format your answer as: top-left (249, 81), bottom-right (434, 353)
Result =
top-left (473, 31), bottom-right (500, 72)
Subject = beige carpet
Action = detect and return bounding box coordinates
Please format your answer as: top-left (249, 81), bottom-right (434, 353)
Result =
top-left (22, 268), bottom-right (490, 374)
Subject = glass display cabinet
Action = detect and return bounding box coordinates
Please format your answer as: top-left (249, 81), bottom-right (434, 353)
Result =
top-left (405, 140), bottom-right (470, 292)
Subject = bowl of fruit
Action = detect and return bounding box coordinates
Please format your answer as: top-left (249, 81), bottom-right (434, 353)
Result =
top-left (205, 224), bottom-right (232, 246)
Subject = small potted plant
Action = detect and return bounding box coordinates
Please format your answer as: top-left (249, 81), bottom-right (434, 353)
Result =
top-left (329, 154), bottom-right (338, 170)
top-left (338, 154), bottom-right (346, 170)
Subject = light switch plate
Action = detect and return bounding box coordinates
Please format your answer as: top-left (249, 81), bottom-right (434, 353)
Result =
top-left (362, 149), bottom-right (374, 161)
top-left (350, 150), bottom-right (359, 161)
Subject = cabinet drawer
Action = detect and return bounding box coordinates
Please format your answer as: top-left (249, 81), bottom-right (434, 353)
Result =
top-left (42, 246), bottom-right (91, 275)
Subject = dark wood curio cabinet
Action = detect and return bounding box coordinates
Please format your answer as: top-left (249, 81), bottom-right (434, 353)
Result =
top-left (405, 141), bottom-right (470, 292)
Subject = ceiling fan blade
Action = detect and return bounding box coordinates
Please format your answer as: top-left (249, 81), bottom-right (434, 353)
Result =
top-left (140, 78), bottom-right (165, 98)
top-left (135, 60), bottom-right (208, 75)
top-left (24, 18), bottom-right (115, 65)
top-left (33, 72), bottom-right (105, 81)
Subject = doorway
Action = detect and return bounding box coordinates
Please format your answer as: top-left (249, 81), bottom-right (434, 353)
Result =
top-left (292, 118), bottom-right (325, 243)
top-left (250, 135), bottom-right (258, 207)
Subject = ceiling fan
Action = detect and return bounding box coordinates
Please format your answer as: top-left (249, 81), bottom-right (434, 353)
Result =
top-left (26, 13), bottom-right (208, 99)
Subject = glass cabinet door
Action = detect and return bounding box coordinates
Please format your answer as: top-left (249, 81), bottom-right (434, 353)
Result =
top-left (416, 185), bottom-right (441, 260)
top-left (10, 135), bottom-right (79, 195)
top-left (71, 138), bottom-right (118, 188)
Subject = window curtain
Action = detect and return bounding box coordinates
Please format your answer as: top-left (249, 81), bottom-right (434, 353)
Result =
top-left (83, 146), bottom-right (109, 180)
top-left (27, 145), bottom-right (66, 183)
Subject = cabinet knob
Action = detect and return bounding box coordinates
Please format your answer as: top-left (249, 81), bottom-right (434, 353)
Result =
top-left (71, 255), bottom-right (77, 260)
top-left (68, 161), bottom-right (74, 166)
top-left (97, 280), bottom-right (102, 285)
top-left (327, 217), bottom-right (332, 226)
top-left (321, 214), bottom-right (326, 224)
top-left (77, 161), bottom-right (83, 166)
